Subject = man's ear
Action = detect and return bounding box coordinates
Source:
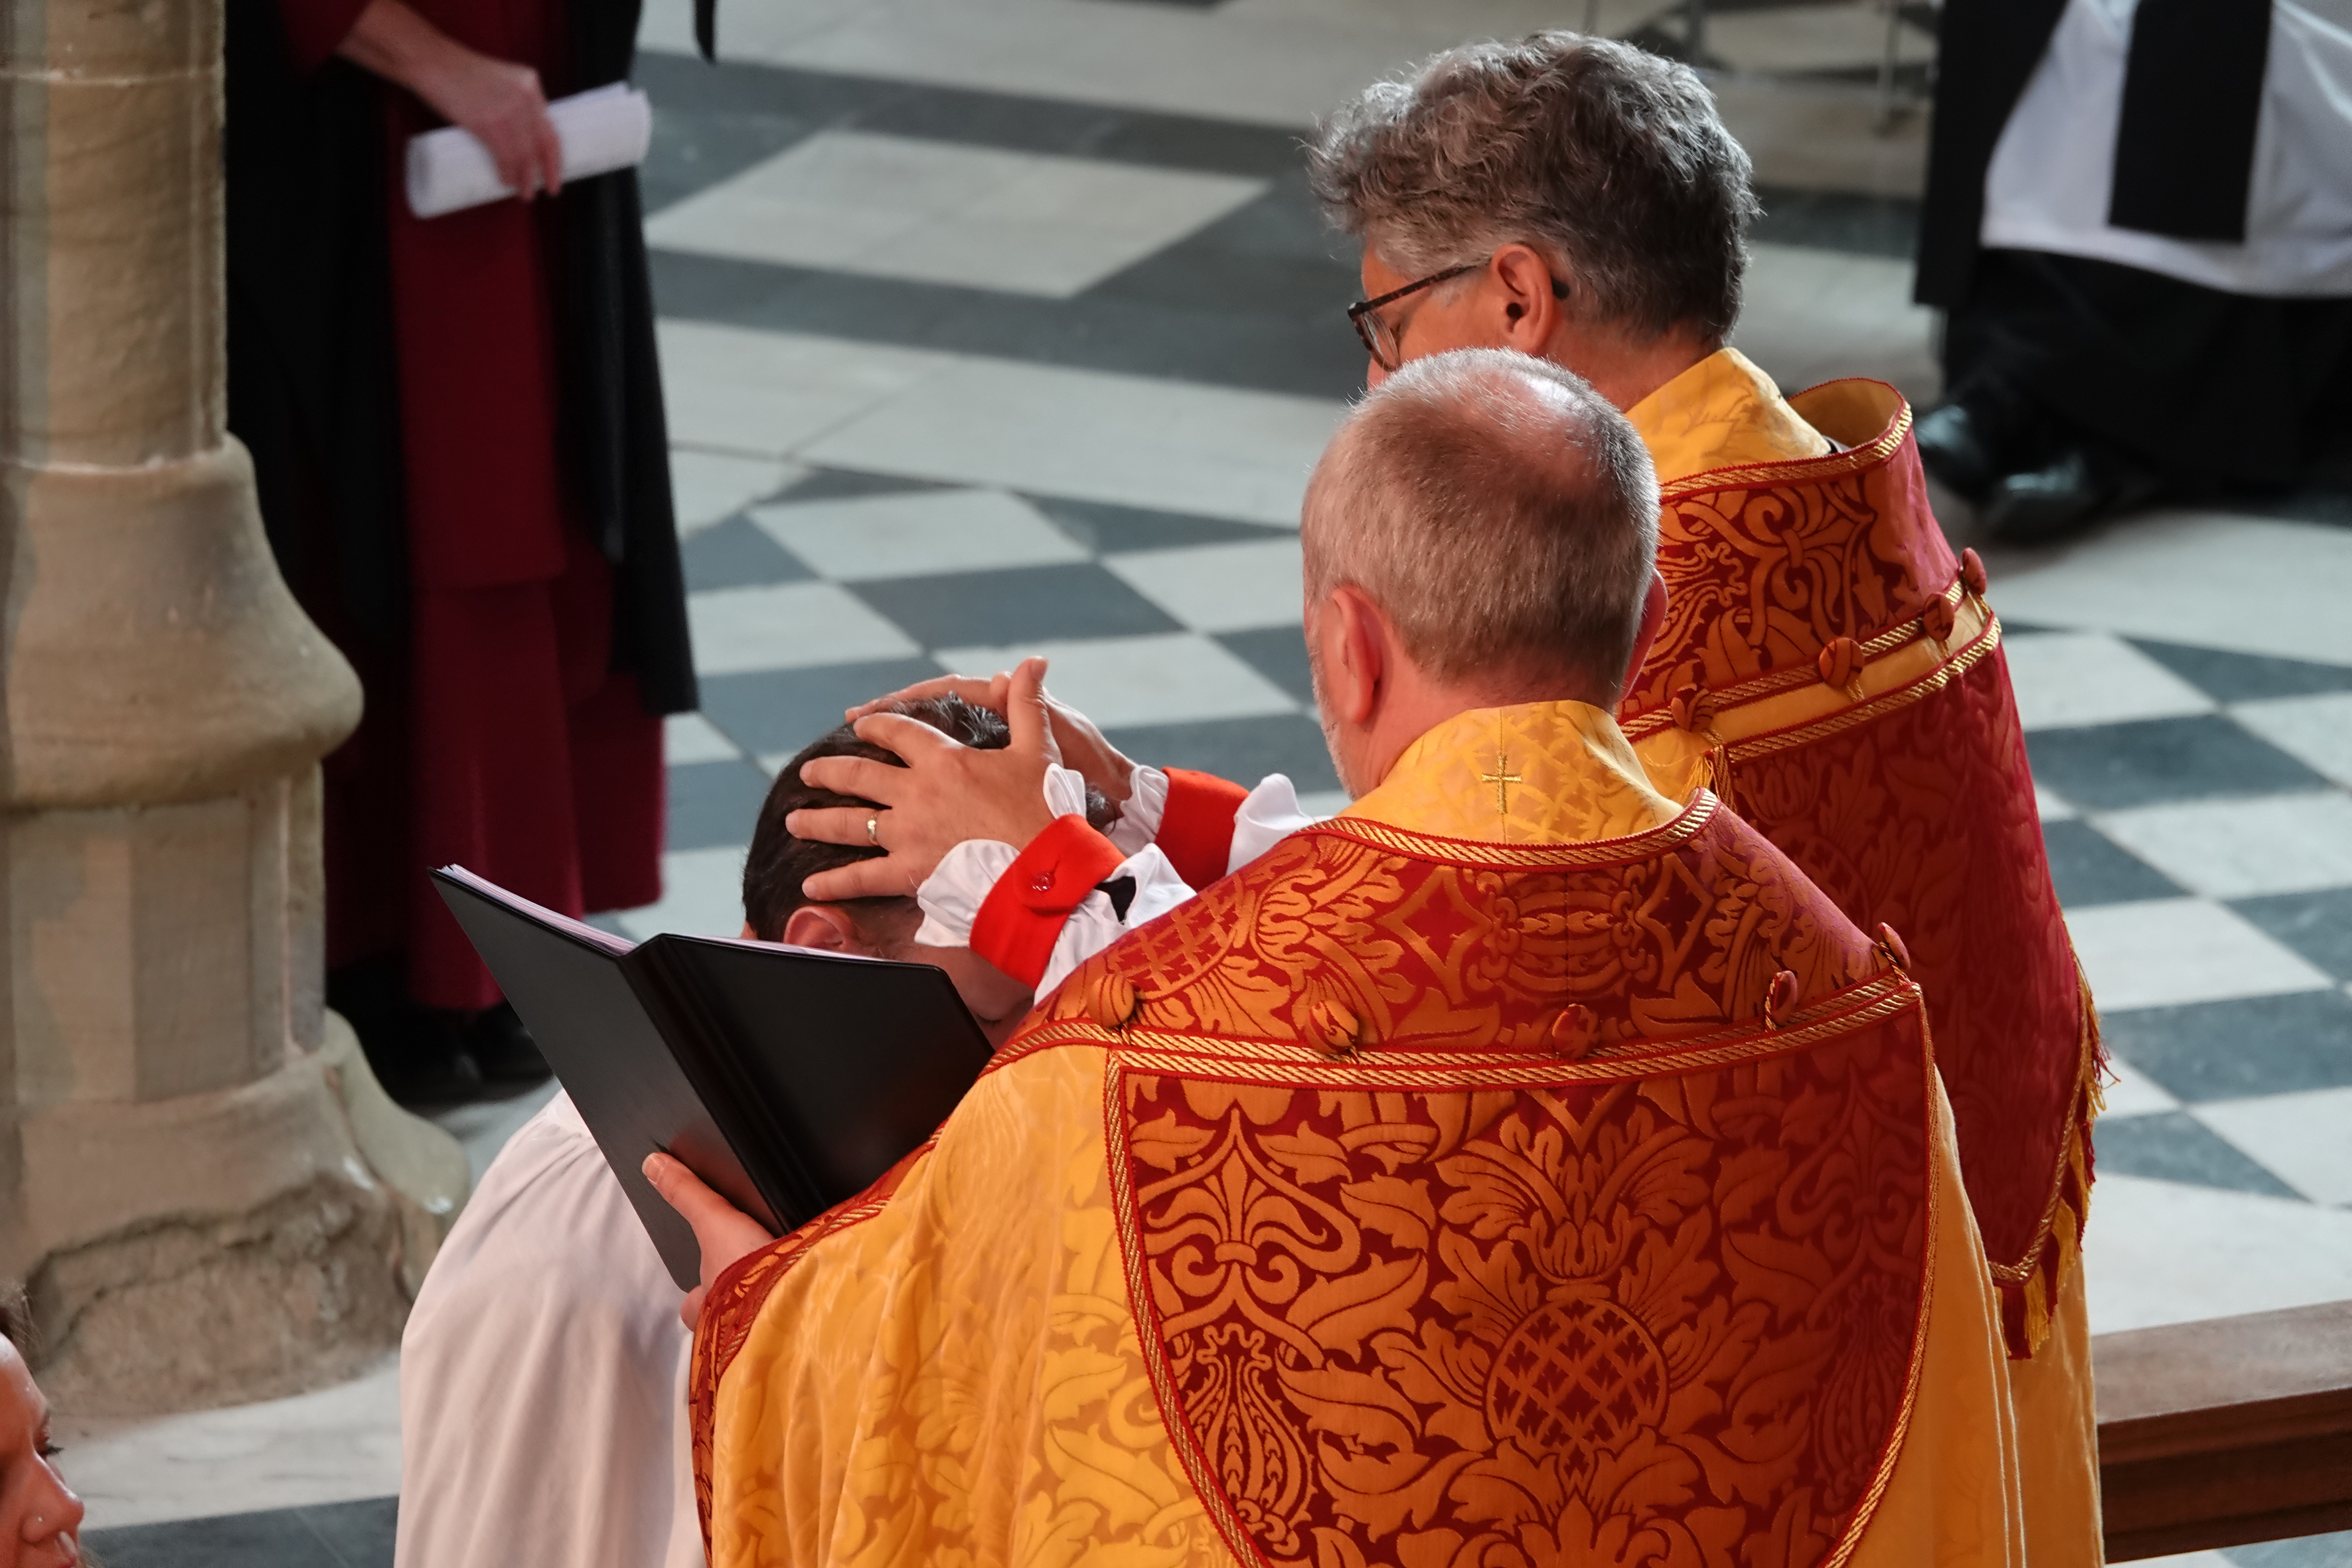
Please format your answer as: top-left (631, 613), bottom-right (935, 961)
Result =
top-left (1617, 570), bottom-right (1670, 702)
top-left (1314, 585), bottom-right (1388, 729)
top-left (781, 904), bottom-right (860, 953)
top-left (1489, 244), bottom-right (1568, 354)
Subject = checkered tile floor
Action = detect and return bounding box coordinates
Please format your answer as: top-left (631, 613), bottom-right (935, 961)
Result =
top-left (614, 23), bottom-right (2352, 1291)
top-left (75, 1), bottom-right (2352, 1560)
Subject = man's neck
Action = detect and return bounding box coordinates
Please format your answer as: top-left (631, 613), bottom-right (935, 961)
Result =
top-left (1549, 325), bottom-right (1719, 413)
top-left (1352, 680), bottom-right (1614, 797)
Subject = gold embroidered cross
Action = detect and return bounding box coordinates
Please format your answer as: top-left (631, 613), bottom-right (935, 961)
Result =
top-left (1479, 754), bottom-right (1524, 816)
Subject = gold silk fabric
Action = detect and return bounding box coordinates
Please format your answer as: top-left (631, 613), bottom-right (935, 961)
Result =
top-left (1625, 347), bottom-right (1834, 476)
top-left (692, 703), bottom-right (2027, 1567)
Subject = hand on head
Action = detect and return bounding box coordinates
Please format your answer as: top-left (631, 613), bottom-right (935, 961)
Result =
top-left (844, 668), bottom-right (1137, 807)
top-left (788, 658), bottom-right (1067, 902)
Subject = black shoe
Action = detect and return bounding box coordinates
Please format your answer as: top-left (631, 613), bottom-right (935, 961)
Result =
top-left (1915, 402), bottom-right (2001, 502)
top-left (467, 1002), bottom-right (552, 1087)
top-left (328, 956), bottom-right (487, 1108)
top-left (1983, 446), bottom-right (2159, 544)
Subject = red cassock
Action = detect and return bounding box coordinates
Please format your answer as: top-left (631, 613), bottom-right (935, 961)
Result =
top-left (281, 0), bottom-right (665, 1010)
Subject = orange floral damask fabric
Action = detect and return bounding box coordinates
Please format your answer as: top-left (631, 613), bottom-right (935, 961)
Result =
top-left (1620, 368), bottom-right (2092, 1357)
top-left (1006, 801), bottom-right (1940, 1568)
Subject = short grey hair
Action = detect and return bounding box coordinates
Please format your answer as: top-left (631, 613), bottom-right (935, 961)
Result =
top-left (1302, 349), bottom-right (1659, 696)
top-left (1308, 33), bottom-right (1759, 343)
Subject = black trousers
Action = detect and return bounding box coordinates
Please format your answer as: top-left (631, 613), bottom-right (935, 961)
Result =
top-left (1944, 248), bottom-right (2352, 494)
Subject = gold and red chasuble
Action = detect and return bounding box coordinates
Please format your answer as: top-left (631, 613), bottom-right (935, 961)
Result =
top-left (1622, 352), bottom-right (2099, 1364)
top-left (688, 704), bottom-right (2023, 1568)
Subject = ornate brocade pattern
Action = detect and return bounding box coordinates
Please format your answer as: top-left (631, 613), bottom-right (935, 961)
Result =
top-left (1030, 805), bottom-right (1878, 1059)
top-left (1016, 807), bottom-right (1932, 1568)
top-left (1113, 1022), bottom-right (1932, 1568)
top-left (1617, 376), bottom-right (2092, 1354)
top-left (1623, 382), bottom-right (1950, 722)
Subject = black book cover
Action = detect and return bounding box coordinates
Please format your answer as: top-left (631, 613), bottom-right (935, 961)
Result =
top-left (430, 866), bottom-right (994, 1289)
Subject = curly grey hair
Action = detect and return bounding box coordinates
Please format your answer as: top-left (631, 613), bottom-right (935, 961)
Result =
top-left (1303, 349), bottom-right (1659, 699)
top-left (1308, 33), bottom-right (1760, 344)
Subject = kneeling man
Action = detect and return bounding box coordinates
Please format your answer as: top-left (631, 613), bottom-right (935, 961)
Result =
top-left (653, 352), bottom-right (2027, 1568)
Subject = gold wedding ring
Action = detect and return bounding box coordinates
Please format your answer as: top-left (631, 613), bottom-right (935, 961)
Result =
top-left (866, 815), bottom-right (880, 846)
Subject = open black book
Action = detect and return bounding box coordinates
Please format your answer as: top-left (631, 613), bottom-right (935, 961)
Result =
top-left (431, 866), bottom-right (995, 1289)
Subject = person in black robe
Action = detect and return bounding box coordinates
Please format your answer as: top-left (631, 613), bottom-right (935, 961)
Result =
top-left (225, 0), bottom-right (704, 1102)
top-left (1914, 0), bottom-right (2352, 541)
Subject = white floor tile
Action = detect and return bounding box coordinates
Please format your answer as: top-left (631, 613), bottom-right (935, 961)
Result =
top-left (931, 633), bottom-right (1298, 728)
top-left (56, 1356), bottom-right (402, 1529)
top-left (1999, 630), bottom-right (2217, 732)
top-left (1104, 539), bottom-right (1304, 632)
top-left (657, 321), bottom-right (945, 459)
top-left (1732, 244), bottom-right (1938, 404)
top-left (753, 487), bottom-right (1085, 581)
top-left (2122, 1551), bottom-right (2236, 1568)
top-left (2194, 1087), bottom-right (2352, 1206)
top-left (645, 131), bottom-right (1264, 299)
top-left (2035, 782), bottom-right (2077, 821)
top-left (2231, 691), bottom-right (2352, 789)
top-left (665, 712), bottom-right (745, 765)
top-left (2064, 898), bottom-right (2335, 1013)
top-left (687, 581), bottom-right (921, 674)
top-left (2100, 1056), bottom-right (2181, 1119)
top-left (2084, 1172), bottom-right (2352, 1334)
top-left (801, 352), bottom-right (1343, 526)
top-left (2094, 793), bottom-right (2352, 900)
top-left (1985, 512), bottom-right (2352, 668)
top-left (668, 449), bottom-right (805, 536)
top-left (614, 845), bottom-right (752, 941)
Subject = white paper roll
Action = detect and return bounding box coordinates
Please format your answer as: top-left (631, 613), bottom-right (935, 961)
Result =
top-left (406, 82), bottom-right (654, 220)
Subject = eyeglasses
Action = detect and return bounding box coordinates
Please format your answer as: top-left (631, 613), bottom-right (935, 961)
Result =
top-left (1345, 260), bottom-right (1571, 372)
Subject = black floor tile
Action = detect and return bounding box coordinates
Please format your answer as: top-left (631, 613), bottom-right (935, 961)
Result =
top-left (851, 563), bottom-right (1182, 647)
top-left (1028, 494), bottom-right (1292, 554)
top-left (769, 467), bottom-right (960, 506)
top-left (1216, 627), bottom-right (1316, 706)
top-left (697, 657), bottom-right (945, 759)
top-left (2127, 637), bottom-right (2352, 702)
top-left (682, 514), bottom-right (813, 591)
top-left (648, 250), bottom-right (1366, 404)
top-left (1106, 713), bottom-right (1341, 795)
top-left (637, 54), bottom-right (1303, 181)
top-left (668, 757), bottom-right (775, 852)
top-left (2227, 1528), bottom-right (2352, 1567)
top-left (2040, 818), bottom-right (2184, 907)
top-left (85, 1497), bottom-right (396, 1568)
top-left (1751, 185), bottom-right (1921, 260)
top-left (2091, 1111), bottom-right (2301, 1199)
top-left (2104, 990), bottom-right (2352, 1103)
top-left (2231, 887), bottom-right (2352, 982)
top-left (2022, 714), bottom-right (2330, 811)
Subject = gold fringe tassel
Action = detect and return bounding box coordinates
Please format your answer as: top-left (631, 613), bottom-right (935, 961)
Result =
top-left (2003, 967), bottom-right (2104, 1360)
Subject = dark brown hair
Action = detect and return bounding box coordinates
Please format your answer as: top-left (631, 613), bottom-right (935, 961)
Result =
top-left (742, 695), bottom-right (1010, 944)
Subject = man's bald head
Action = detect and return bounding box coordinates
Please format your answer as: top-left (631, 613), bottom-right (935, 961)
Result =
top-left (1302, 349), bottom-right (1658, 706)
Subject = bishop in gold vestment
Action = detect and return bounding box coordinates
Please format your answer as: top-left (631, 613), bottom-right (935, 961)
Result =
top-left (679, 353), bottom-right (2031, 1568)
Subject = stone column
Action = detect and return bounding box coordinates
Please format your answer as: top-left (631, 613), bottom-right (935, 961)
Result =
top-left (0, 0), bottom-right (461, 1413)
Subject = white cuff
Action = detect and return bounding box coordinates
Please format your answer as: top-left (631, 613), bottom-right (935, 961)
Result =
top-left (1107, 765), bottom-right (1168, 856)
top-left (911, 766), bottom-right (1091, 948)
top-left (914, 839), bottom-right (1017, 948)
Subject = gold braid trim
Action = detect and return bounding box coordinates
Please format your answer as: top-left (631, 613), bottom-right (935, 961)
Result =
top-left (1621, 581), bottom-right (1971, 742)
top-left (1713, 612), bottom-right (2003, 767)
top-left (994, 973), bottom-right (1924, 1087)
top-left (1316, 789), bottom-right (1718, 867)
top-left (1654, 394), bottom-right (1913, 503)
top-left (1986, 961), bottom-right (2105, 1358)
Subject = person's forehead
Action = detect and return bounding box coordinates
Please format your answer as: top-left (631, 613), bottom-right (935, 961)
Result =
top-left (0, 1340), bottom-right (41, 1431)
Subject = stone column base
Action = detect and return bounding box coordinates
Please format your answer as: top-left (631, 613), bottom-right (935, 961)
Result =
top-left (18, 1050), bottom-right (416, 1417)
